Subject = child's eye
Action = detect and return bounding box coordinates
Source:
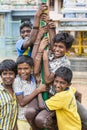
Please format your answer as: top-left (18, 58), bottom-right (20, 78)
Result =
top-left (2, 72), bottom-right (7, 75)
top-left (54, 45), bottom-right (57, 47)
top-left (60, 81), bottom-right (66, 85)
top-left (54, 80), bottom-right (67, 85)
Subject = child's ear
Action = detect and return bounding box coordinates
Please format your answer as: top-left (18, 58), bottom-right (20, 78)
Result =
top-left (68, 82), bottom-right (72, 86)
top-left (66, 48), bottom-right (70, 52)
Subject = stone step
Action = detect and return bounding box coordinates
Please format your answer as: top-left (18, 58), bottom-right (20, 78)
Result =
top-left (69, 57), bottom-right (87, 72)
top-left (72, 71), bottom-right (87, 84)
top-left (73, 71), bottom-right (87, 79)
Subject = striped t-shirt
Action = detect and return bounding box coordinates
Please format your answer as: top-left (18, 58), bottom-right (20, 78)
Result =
top-left (0, 84), bottom-right (18, 130)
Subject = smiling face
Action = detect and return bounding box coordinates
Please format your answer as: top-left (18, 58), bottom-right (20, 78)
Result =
top-left (52, 42), bottom-right (67, 59)
top-left (1, 70), bottom-right (15, 87)
top-left (17, 62), bottom-right (32, 81)
top-left (53, 76), bottom-right (69, 93)
top-left (20, 26), bottom-right (31, 39)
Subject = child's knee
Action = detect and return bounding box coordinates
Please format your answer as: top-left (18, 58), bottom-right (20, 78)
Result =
top-left (25, 107), bottom-right (37, 120)
top-left (35, 114), bottom-right (54, 128)
top-left (35, 115), bottom-right (45, 128)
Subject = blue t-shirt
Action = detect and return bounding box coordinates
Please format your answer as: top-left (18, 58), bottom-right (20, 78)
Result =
top-left (16, 39), bottom-right (32, 56)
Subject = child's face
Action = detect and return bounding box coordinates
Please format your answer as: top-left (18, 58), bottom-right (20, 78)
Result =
top-left (53, 76), bottom-right (69, 93)
top-left (1, 70), bottom-right (15, 86)
top-left (17, 62), bottom-right (32, 81)
top-left (20, 27), bottom-right (31, 39)
top-left (52, 42), bottom-right (66, 58)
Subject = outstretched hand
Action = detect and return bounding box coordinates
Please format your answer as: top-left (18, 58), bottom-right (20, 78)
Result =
top-left (38, 81), bottom-right (49, 93)
top-left (47, 19), bottom-right (56, 29)
top-left (41, 13), bottom-right (50, 24)
top-left (36, 3), bottom-right (48, 17)
top-left (38, 37), bottom-right (49, 53)
top-left (37, 26), bottom-right (48, 40)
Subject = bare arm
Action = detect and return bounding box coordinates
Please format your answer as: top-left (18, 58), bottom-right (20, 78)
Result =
top-left (22, 3), bottom-right (48, 49)
top-left (75, 91), bottom-right (82, 103)
top-left (41, 14), bottom-right (56, 49)
top-left (32, 26), bottom-right (48, 59)
top-left (16, 82), bottom-right (47, 107)
top-left (43, 50), bottom-right (55, 84)
top-left (34, 37), bottom-right (49, 76)
top-left (38, 93), bottom-right (45, 110)
top-left (47, 19), bottom-right (56, 49)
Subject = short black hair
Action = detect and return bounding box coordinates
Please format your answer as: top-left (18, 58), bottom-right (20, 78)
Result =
top-left (53, 32), bottom-right (74, 50)
top-left (16, 55), bottom-right (34, 67)
top-left (20, 21), bottom-right (33, 32)
top-left (55, 67), bottom-right (73, 83)
top-left (0, 59), bottom-right (17, 75)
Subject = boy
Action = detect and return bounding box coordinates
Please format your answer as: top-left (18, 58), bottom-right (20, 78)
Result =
top-left (34, 32), bottom-right (74, 83)
top-left (0, 59), bottom-right (18, 130)
top-left (16, 3), bottom-right (48, 56)
top-left (45, 66), bottom-right (81, 130)
top-left (13, 55), bottom-right (47, 130)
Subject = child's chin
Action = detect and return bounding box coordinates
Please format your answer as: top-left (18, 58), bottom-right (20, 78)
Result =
top-left (56, 89), bottom-right (61, 93)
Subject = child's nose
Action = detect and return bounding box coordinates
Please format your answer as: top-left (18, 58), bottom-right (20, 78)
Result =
top-left (24, 32), bottom-right (29, 36)
top-left (6, 74), bottom-right (10, 77)
top-left (56, 82), bottom-right (61, 87)
top-left (21, 69), bottom-right (25, 73)
top-left (56, 47), bottom-right (60, 51)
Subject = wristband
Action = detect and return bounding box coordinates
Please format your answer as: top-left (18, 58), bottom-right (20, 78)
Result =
top-left (37, 52), bottom-right (43, 56)
top-left (33, 26), bottom-right (39, 29)
top-left (37, 52), bottom-right (43, 53)
top-left (36, 57), bottom-right (41, 61)
top-left (49, 27), bottom-right (56, 29)
top-left (34, 42), bottom-right (39, 45)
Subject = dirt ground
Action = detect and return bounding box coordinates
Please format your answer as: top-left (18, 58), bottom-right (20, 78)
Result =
top-left (72, 72), bottom-right (87, 108)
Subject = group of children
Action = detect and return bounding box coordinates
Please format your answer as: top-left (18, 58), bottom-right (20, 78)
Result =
top-left (0, 2), bottom-right (87, 130)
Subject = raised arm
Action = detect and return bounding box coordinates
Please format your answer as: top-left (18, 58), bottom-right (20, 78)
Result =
top-left (47, 19), bottom-right (56, 49)
top-left (32, 26), bottom-right (48, 59)
top-left (22, 3), bottom-right (48, 49)
top-left (43, 50), bottom-right (55, 84)
top-left (41, 13), bottom-right (56, 49)
top-left (34, 37), bottom-right (49, 76)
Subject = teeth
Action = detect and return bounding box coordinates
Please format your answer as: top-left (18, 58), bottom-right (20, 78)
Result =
top-left (55, 52), bottom-right (61, 54)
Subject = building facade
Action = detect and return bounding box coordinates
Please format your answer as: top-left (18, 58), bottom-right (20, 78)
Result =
top-left (0, 0), bottom-right (87, 58)
top-left (0, 0), bottom-right (39, 59)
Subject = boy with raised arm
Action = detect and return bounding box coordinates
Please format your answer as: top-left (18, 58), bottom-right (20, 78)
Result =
top-left (16, 3), bottom-right (48, 56)
top-left (13, 55), bottom-right (47, 130)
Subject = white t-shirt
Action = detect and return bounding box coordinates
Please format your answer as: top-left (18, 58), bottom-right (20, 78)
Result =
top-left (13, 75), bottom-right (36, 120)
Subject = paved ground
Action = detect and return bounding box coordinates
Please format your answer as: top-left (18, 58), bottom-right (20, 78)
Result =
top-left (72, 72), bottom-right (87, 108)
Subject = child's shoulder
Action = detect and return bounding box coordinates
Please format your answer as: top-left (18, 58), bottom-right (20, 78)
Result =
top-left (13, 75), bottom-right (22, 85)
top-left (70, 86), bottom-right (76, 94)
top-left (30, 74), bottom-right (36, 83)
